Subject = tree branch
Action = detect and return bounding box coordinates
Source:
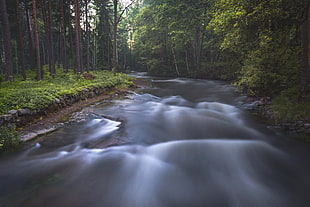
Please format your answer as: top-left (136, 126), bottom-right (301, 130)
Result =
top-left (116, 0), bottom-right (136, 24)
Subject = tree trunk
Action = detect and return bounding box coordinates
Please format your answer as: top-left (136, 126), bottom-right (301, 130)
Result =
top-left (112, 0), bottom-right (119, 68)
top-left (74, 0), bottom-right (82, 75)
top-left (41, 39), bottom-right (46, 64)
top-left (0, 0), bottom-right (14, 82)
top-left (16, 0), bottom-right (26, 80)
top-left (41, 0), bottom-right (51, 66)
top-left (48, 0), bottom-right (55, 76)
top-left (185, 49), bottom-right (190, 74)
top-left (40, 0), bottom-right (56, 77)
top-left (302, 2), bottom-right (310, 99)
top-left (85, 0), bottom-right (90, 72)
top-left (69, 23), bottom-right (75, 70)
top-left (32, 0), bottom-right (42, 81)
top-left (25, 3), bottom-right (36, 71)
top-left (194, 26), bottom-right (202, 72)
top-left (171, 44), bottom-right (180, 76)
top-left (60, 0), bottom-right (68, 72)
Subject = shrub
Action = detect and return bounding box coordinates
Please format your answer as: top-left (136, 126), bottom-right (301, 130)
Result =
top-left (0, 125), bottom-right (20, 152)
top-left (272, 87), bottom-right (310, 121)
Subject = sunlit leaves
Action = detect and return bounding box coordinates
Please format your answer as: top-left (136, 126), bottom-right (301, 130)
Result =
top-left (207, 0), bottom-right (308, 96)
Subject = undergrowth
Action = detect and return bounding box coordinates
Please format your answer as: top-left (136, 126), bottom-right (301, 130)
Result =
top-left (272, 87), bottom-right (310, 122)
top-left (0, 67), bottom-right (133, 114)
top-left (0, 125), bottom-right (20, 152)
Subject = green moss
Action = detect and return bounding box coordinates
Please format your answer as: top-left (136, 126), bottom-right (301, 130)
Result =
top-left (0, 67), bottom-right (133, 115)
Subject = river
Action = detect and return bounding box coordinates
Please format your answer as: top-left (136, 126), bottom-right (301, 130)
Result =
top-left (1, 75), bottom-right (310, 207)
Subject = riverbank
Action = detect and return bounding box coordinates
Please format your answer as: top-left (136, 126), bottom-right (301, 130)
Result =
top-left (244, 97), bottom-right (310, 141)
top-left (12, 77), bottom-right (148, 142)
top-left (17, 86), bottom-right (129, 141)
top-left (0, 70), bottom-right (141, 151)
top-left (17, 78), bottom-right (149, 141)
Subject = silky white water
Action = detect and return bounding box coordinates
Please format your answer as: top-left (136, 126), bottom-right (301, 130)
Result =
top-left (0, 77), bottom-right (309, 207)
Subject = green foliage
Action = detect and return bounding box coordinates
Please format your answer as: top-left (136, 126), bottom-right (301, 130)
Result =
top-left (89, 0), bottom-right (113, 69)
top-left (0, 125), bottom-right (20, 152)
top-left (272, 87), bottom-right (310, 121)
top-left (233, 31), bottom-right (302, 96)
top-left (133, 0), bottom-right (210, 75)
top-left (112, 65), bottom-right (123, 74)
top-left (208, 0), bottom-right (307, 96)
top-left (0, 67), bottom-right (133, 114)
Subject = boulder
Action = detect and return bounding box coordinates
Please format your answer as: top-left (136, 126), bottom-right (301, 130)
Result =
top-left (55, 98), bottom-right (61, 104)
top-left (19, 108), bottom-right (31, 116)
top-left (2, 114), bottom-right (12, 121)
top-left (304, 123), bottom-right (310, 129)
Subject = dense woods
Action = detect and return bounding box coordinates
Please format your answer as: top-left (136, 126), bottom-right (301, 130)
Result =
top-left (132, 0), bottom-right (310, 99)
top-left (131, 0), bottom-right (310, 120)
top-left (0, 0), bottom-right (310, 118)
top-left (0, 0), bottom-right (135, 79)
top-left (2, 1), bottom-right (310, 203)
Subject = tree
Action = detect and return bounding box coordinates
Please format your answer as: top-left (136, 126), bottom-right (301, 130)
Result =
top-left (32, 0), bottom-right (42, 81)
top-left (208, 0), bottom-right (307, 96)
top-left (302, 0), bottom-right (310, 99)
top-left (16, 0), bottom-right (26, 80)
top-left (132, 0), bottom-right (209, 75)
top-left (93, 0), bottom-right (112, 69)
top-left (41, 0), bottom-right (55, 77)
top-left (112, 0), bottom-right (119, 68)
top-left (85, 0), bottom-right (90, 72)
top-left (48, 0), bottom-right (55, 76)
top-left (112, 0), bottom-right (135, 68)
top-left (0, 0), bottom-right (14, 82)
top-left (74, 0), bottom-right (82, 75)
top-left (25, 2), bottom-right (36, 71)
top-left (59, 0), bottom-right (68, 72)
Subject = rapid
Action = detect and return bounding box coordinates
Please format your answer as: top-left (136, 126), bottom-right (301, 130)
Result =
top-left (1, 75), bottom-right (310, 207)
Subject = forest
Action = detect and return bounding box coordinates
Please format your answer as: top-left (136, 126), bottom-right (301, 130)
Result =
top-left (0, 0), bottom-right (310, 120)
top-left (2, 0), bottom-right (310, 205)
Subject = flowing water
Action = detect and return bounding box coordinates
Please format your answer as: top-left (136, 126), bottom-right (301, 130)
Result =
top-left (1, 75), bottom-right (310, 207)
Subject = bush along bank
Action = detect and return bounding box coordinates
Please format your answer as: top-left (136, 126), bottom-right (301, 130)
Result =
top-left (0, 125), bottom-right (20, 153)
top-left (244, 96), bottom-right (310, 141)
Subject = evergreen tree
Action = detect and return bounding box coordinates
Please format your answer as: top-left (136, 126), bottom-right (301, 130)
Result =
top-left (0, 0), bottom-right (14, 82)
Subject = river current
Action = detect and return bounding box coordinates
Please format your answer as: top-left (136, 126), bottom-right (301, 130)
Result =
top-left (1, 75), bottom-right (310, 207)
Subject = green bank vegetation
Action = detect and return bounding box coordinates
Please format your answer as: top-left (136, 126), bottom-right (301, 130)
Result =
top-left (0, 67), bottom-right (132, 153)
top-left (0, 125), bottom-right (20, 152)
top-left (131, 0), bottom-right (310, 121)
top-left (0, 67), bottom-right (133, 115)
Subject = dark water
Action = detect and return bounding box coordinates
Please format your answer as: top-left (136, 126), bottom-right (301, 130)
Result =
top-left (1, 76), bottom-right (310, 207)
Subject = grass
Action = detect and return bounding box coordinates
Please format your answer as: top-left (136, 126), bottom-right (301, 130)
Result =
top-left (0, 66), bottom-right (134, 115)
